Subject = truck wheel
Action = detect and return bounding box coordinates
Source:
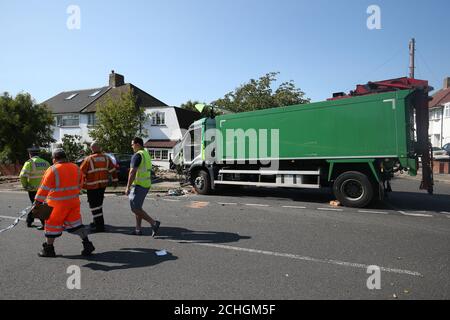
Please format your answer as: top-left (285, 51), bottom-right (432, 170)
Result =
top-left (193, 170), bottom-right (211, 195)
top-left (333, 171), bottom-right (373, 208)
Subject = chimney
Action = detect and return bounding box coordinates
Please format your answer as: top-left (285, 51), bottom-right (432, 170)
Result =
top-left (444, 77), bottom-right (450, 90)
top-left (109, 70), bottom-right (125, 88)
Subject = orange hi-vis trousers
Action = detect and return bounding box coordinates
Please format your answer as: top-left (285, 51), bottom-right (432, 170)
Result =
top-left (44, 202), bottom-right (83, 238)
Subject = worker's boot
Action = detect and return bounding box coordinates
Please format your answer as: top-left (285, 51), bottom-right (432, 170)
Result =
top-left (26, 213), bottom-right (34, 228)
top-left (81, 240), bottom-right (95, 256)
top-left (38, 243), bottom-right (56, 258)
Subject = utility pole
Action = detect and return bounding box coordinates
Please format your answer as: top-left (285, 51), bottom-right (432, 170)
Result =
top-left (409, 38), bottom-right (415, 79)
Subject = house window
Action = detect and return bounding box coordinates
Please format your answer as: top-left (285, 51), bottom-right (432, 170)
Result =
top-left (87, 113), bottom-right (97, 126)
top-left (56, 114), bottom-right (79, 127)
top-left (445, 105), bottom-right (450, 118)
top-left (148, 149), bottom-right (169, 160)
top-left (430, 109), bottom-right (443, 121)
top-left (152, 112), bottom-right (165, 126)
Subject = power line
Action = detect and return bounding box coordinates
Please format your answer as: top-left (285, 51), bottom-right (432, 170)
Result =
top-left (357, 45), bottom-right (405, 83)
top-left (416, 48), bottom-right (438, 80)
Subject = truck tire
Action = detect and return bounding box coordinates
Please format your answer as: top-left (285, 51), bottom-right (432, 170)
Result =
top-left (333, 171), bottom-right (374, 208)
top-left (193, 170), bottom-right (211, 195)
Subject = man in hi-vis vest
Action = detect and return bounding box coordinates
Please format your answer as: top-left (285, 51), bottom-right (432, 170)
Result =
top-left (19, 147), bottom-right (50, 229)
top-left (125, 137), bottom-right (160, 236)
top-left (33, 149), bottom-right (95, 258)
top-left (80, 141), bottom-right (118, 233)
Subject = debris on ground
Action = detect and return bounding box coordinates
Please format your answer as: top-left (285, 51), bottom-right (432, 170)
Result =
top-left (156, 250), bottom-right (167, 256)
top-left (0, 176), bottom-right (20, 184)
top-left (187, 201), bottom-right (209, 209)
top-left (329, 200), bottom-right (341, 207)
top-left (167, 188), bottom-right (193, 196)
top-left (155, 169), bottom-right (182, 182)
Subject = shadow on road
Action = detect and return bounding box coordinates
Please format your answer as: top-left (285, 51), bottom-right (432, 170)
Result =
top-left (106, 225), bottom-right (251, 244)
top-left (380, 192), bottom-right (450, 213)
top-left (214, 186), bottom-right (335, 204)
top-left (65, 248), bottom-right (177, 272)
top-left (213, 186), bottom-right (449, 213)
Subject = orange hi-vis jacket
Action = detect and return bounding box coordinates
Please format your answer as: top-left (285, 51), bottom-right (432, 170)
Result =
top-left (35, 162), bottom-right (82, 207)
top-left (80, 153), bottom-right (118, 190)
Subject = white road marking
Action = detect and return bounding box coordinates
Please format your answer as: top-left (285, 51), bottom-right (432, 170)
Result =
top-left (399, 211), bottom-right (433, 218)
top-left (0, 190), bottom-right (24, 194)
top-left (358, 210), bottom-right (389, 215)
top-left (163, 199), bottom-right (181, 202)
top-left (245, 204), bottom-right (270, 207)
top-left (282, 206), bottom-right (307, 209)
top-left (317, 208), bottom-right (343, 212)
top-left (440, 212), bottom-right (450, 215)
top-left (0, 215), bottom-right (26, 221)
top-left (169, 240), bottom-right (422, 277)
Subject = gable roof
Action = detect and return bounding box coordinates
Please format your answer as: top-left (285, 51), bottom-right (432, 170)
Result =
top-left (429, 88), bottom-right (450, 109)
top-left (42, 87), bottom-right (111, 114)
top-left (144, 140), bottom-right (179, 149)
top-left (42, 84), bottom-right (168, 114)
top-left (174, 107), bottom-right (202, 130)
top-left (82, 84), bottom-right (168, 113)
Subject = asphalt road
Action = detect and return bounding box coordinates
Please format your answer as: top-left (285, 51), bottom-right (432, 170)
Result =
top-left (0, 177), bottom-right (449, 300)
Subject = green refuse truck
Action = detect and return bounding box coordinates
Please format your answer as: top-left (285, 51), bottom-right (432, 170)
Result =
top-left (171, 77), bottom-right (434, 208)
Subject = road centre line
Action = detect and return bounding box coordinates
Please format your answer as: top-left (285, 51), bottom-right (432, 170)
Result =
top-left (399, 211), bottom-right (433, 218)
top-left (168, 240), bottom-right (422, 277)
top-left (151, 199), bottom-right (435, 218)
top-left (245, 204), bottom-right (270, 207)
top-left (282, 206), bottom-right (307, 209)
top-left (358, 210), bottom-right (389, 215)
top-left (0, 215), bottom-right (26, 221)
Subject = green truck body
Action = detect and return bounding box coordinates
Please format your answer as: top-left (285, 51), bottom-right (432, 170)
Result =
top-left (173, 82), bottom-right (433, 208)
top-left (215, 90), bottom-right (415, 171)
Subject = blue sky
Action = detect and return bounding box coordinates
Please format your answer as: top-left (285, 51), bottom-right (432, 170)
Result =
top-left (0, 0), bottom-right (449, 105)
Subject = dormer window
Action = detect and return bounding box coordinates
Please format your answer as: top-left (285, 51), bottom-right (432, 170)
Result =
top-left (65, 93), bottom-right (78, 100)
top-left (152, 112), bottom-right (166, 126)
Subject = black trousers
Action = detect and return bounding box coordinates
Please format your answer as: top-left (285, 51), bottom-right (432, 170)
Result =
top-left (87, 188), bottom-right (106, 228)
top-left (26, 191), bottom-right (44, 226)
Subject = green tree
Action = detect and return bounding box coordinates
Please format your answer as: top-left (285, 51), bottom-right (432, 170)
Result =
top-left (211, 72), bottom-right (310, 113)
top-left (89, 88), bottom-right (149, 154)
top-left (181, 100), bottom-right (212, 117)
top-left (180, 100), bottom-right (225, 117)
top-left (0, 92), bottom-right (55, 164)
top-left (61, 134), bottom-right (89, 162)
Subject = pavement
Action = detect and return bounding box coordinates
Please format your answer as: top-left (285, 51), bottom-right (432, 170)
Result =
top-left (0, 178), bottom-right (184, 194)
top-left (396, 171), bottom-right (450, 184)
